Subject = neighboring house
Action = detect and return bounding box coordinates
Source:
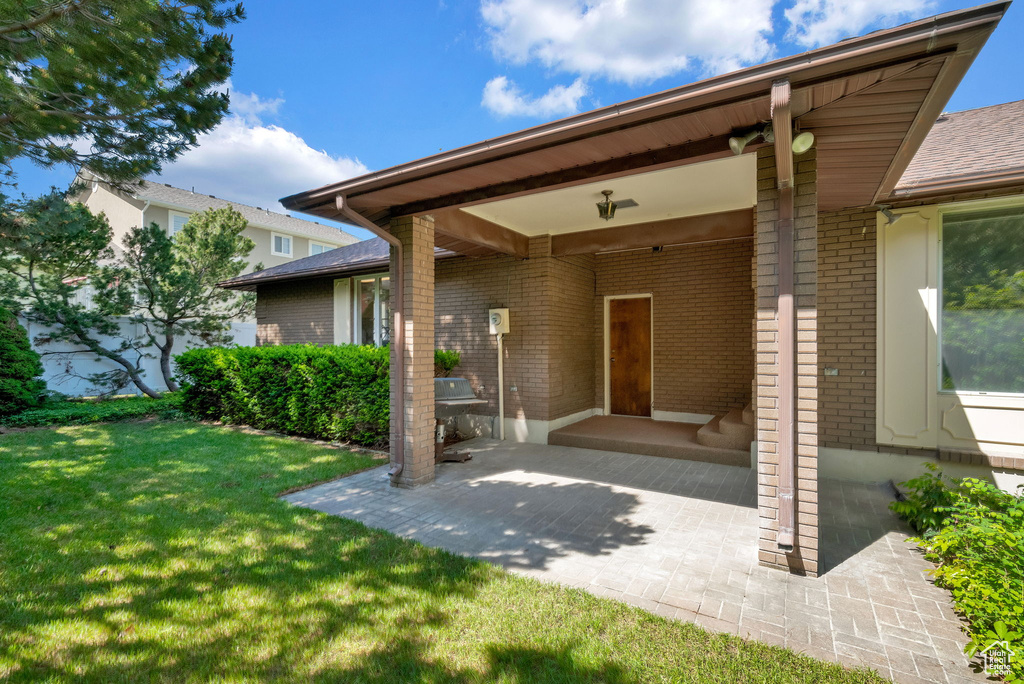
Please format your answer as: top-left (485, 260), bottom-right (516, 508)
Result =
top-left (78, 171), bottom-right (361, 282)
top-left (22, 174), bottom-right (360, 397)
top-left (221, 4), bottom-right (1021, 578)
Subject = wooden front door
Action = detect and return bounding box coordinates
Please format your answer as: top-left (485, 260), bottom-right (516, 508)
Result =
top-left (609, 297), bottom-right (652, 416)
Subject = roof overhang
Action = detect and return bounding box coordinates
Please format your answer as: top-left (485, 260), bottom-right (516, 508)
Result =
top-left (281, 2), bottom-right (1008, 252)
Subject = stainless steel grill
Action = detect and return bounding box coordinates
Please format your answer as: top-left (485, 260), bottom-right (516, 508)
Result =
top-left (434, 378), bottom-right (486, 463)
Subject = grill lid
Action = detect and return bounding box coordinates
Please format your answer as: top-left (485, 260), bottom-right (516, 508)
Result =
top-left (434, 377), bottom-right (477, 401)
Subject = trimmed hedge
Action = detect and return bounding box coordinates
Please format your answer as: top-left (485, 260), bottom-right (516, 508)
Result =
top-left (175, 345), bottom-right (391, 447)
top-left (2, 394), bottom-right (181, 428)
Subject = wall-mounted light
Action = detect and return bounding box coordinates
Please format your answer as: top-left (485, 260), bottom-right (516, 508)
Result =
top-left (792, 131), bottom-right (815, 155)
top-left (596, 189), bottom-right (617, 220)
top-left (728, 123), bottom-right (815, 156)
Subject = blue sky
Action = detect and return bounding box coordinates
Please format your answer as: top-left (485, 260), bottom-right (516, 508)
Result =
top-left (11, 0), bottom-right (1024, 240)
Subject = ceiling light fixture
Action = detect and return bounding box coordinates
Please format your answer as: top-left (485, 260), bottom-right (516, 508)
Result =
top-left (597, 189), bottom-right (617, 220)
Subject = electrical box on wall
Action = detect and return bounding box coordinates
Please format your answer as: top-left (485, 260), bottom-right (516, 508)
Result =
top-left (488, 308), bottom-right (510, 335)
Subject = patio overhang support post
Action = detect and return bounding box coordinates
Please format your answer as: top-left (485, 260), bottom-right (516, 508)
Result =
top-left (335, 196), bottom-right (406, 481)
top-left (771, 80), bottom-right (797, 553)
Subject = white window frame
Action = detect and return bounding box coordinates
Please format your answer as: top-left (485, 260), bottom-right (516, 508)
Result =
top-left (354, 273), bottom-right (390, 347)
top-left (271, 232), bottom-right (292, 258)
top-left (309, 241), bottom-right (332, 256)
top-left (168, 210), bottom-right (191, 236)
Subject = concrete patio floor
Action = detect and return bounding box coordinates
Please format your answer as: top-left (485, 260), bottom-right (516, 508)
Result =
top-left (284, 438), bottom-right (980, 683)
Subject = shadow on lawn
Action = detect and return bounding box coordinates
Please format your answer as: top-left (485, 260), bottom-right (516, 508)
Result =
top-left (0, 422), bottom-right (648, 683)
top-left (0, 423), bottom-right (480, 680)
top-left (313, 640), bottom-right (632, 683)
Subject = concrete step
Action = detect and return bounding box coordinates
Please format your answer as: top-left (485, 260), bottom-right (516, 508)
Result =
top-left (719, 408), bottom-right (755, 441)
top-left (696, 413), bottom-right (754, 452)
top-left (548, 416), bottom-right (749, 469)
top-left (742, 403), bottom-right (754, 426)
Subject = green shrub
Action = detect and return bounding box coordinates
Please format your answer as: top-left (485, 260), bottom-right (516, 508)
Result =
top-left (2, 394), bottom-right (180, 428)
top-left (0, 306), bottom-right (46, 416)
top-left (434, 349), bottom-right (462, 377)
top-left (891, 466), bottom-right (1024, 680)
top-left (175, 344), bottom-right (391, 446)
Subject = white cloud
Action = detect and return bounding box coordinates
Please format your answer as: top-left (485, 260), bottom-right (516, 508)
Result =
top-left (229, 89), bottom-right (284, 125)
top-left (154, 87), bottom-right (367, 211)
top-left (785, 0), bottom-right (934, 47)
top-left (482, 76), bottom-right (588, 117)
top-left (480, 0), bottom-right (776, 85)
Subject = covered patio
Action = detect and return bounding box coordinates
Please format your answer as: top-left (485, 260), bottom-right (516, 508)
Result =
top-left (278, 3), bottom-right (1008, 580)
top-left (285, 441), bottom-right (981, 683)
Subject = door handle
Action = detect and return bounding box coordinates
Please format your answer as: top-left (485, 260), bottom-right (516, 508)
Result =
top-left (610, 358), bottom-right (615, 362)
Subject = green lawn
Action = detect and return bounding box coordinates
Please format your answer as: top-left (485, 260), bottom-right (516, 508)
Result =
top-left (0, 421), bottom-right (884, 683)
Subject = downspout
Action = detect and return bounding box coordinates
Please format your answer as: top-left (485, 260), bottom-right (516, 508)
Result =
top-left (771, 79), bottom-right (797, 553)
top-left (335, 195), bottom-right (406, 479)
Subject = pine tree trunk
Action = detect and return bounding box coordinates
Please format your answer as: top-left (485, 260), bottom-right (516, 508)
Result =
top-left (159, 331), bottom-right (179, 393)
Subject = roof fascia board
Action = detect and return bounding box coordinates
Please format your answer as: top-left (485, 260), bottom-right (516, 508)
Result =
top-left (872, 29), bottom-right (992, 203)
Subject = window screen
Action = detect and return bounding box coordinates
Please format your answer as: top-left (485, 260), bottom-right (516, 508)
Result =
top-left (941, 207), bottom-right (1024, 393)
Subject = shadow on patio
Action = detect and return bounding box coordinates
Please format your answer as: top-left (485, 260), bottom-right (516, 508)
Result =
top-left (285, 438), bottom-right (978, 682)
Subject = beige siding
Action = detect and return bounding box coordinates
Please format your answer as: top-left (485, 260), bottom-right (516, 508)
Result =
top-left (81, 184), bottom-right (145, 246)
top-left (138, 206), bottom-right (324, 275)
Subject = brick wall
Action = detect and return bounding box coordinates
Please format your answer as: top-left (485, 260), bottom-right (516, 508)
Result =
top-left (255, 278), bottom-right (334, 345)
top-left (548, 252), bottom-right (598, 420)
top-left (434, 240), bottom-right (596, 424)
top-left (434, 254), bottom-right (525, 419)
top-left (594, 240), bottom-right (754, 415)
top-left (756, 145), bottom-right (819, 577)
top-left (818, 208), bottom-right (877, 451)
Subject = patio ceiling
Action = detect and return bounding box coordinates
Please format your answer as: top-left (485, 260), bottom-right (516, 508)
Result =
top-left (282, 2), bottom-right (1008, 257)
top-left (460, 155), bottom-right (756, 236)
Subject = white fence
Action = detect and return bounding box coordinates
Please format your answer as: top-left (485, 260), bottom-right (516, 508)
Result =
top-left (18, 315), bottom-right (256, 397)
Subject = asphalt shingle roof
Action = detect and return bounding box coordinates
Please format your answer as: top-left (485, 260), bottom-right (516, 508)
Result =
top-left (896, 99), bottom-right (1024, 192)
top-left (219, 237), bottom-right (457, 290)
top-left (135, 180), bottom-right (360, 245)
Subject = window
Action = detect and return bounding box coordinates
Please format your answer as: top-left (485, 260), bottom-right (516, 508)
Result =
top-left (271, 233), bottom-right (292, 257)
top-left (309, 242), bottom-right (332, 256)
top-left (169, 211), bottom-right (190, 236)
top-left (941, 207), bottom-right (1024, 394)
top-left (355, 274), bottom-right (390, 346)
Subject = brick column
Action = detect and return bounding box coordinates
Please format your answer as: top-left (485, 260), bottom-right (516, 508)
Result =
top-left (755, 146), bottom-right (819, 576)
top-left (389, 216), bottom-right (435, 488)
